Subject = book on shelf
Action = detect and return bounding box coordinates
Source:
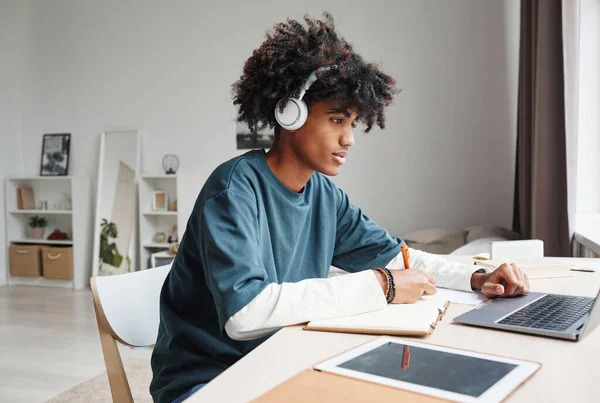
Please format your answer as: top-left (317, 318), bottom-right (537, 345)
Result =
top-left (17, 187), bottom-right (35, 210)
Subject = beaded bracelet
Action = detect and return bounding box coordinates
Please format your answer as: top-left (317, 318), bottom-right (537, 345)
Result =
top-left (374, 268), bottom-right (389, 300)
top-left (381, 267), bottom-right (396, 303)
top-left (375, 267), bottom-right (396, 303)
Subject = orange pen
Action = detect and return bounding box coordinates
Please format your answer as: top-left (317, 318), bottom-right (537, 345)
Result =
top-left (401, 345), bottom-right (411, 370)
top-left (401, 244), bottom-right (411, 270)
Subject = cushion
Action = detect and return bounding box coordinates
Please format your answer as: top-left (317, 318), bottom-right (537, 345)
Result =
top-left (449, 236), bottom-right (509, 256)
top-left (465, 225), bottom-right (520, 244)
top-left (401, 228), bottom-right (467, 255)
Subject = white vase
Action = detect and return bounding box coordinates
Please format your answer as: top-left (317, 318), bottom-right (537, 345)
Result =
top-left (30, 227), bottom-right (45, 239)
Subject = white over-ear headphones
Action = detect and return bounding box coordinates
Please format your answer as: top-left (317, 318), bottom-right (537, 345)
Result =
top-left (274, 65), bottom-right (338, 131)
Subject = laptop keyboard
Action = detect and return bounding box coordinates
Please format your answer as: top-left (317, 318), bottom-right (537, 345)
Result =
top-left (498, 294), bottom-right (595, 332)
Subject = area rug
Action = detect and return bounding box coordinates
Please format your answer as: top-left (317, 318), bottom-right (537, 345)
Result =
top-left (46, 358), bottom-right (152, 403)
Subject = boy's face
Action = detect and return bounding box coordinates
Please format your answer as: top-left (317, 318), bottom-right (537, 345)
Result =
top-left (289, 102), bottom-right (358, 176)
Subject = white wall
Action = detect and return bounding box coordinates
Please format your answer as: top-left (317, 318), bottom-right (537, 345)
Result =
top-left (0, 1), bottom-right (31, 285)
top-left (16, 0), bottom-right (520, 240)
top-left (577, 0), bottom-right (600, 214)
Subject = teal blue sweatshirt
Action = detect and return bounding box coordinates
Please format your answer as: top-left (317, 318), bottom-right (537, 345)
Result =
top-left (150, 149), bottom-right (401, 402)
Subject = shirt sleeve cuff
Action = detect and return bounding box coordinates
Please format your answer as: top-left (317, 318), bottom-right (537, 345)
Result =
top-left (454, 265), bottom-right (483, 292)
top-left (364, 269), bottom-right (388, 306)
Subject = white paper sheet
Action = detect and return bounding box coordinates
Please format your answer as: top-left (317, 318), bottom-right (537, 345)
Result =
top-left (435, 288), bottom-right (488, 306)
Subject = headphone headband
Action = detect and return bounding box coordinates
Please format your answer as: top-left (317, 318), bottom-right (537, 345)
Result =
top-left (297, 65), bottom-right (338, 100)
top-left (274, 64), bottom-right (338, 131)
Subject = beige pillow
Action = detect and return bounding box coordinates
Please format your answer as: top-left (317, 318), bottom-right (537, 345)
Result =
top-left (402, 228), bottom-right (467, 255)
top-left (465, 225), bottom-right (520, 244)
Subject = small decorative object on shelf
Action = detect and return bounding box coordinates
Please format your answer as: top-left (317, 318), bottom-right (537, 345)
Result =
top-left (168, 224), bottom-right (178, 243)
top-left (168, 242), bottom-right (179, 255)
top-left (59, 192), bottom-right (72, 210)
top-left (153, 231), bottom-right (167, 244)
top-left (48, 228), bottom-right (69, 240)
top-left (169, 199), bottom-right (178, 212)
top-left (28, 215), bottom-right (48, 239)
top-left (40, 133), bottom-right (70, 176)
top-left (162, 154), bottom-right (180, 175)
top-left (152, 191), bottom-right (168, 211)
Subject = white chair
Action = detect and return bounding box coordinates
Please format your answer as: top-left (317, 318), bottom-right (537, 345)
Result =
top-left (90, 264), bottom-right (171, 403)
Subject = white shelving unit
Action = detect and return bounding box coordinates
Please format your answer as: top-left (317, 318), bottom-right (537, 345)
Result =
top-left (143, 242), bottom-right (172, 248)
top-left (138, 174), bottom-right (180, 270)
top-left (8, 209), bottom-right (72, 215)
top-left (142, 211), bottom-right (177, 216)
top-left (9, 239), bottom-right (73, 245)
top-left (4, 176), bottom-right (93, 289)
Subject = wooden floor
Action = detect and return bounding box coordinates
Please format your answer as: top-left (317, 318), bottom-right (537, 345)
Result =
top-left (0, 285), bottom-right (151, 403)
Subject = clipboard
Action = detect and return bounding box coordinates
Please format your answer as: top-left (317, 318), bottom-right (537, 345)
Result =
top-left (253, 337), bottom-right (541, 403)
top-left (253, 368), bottom-right (446, 402)
top-left (303, 294), bottom-right (450, 337)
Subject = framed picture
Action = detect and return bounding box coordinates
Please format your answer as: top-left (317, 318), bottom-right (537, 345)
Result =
top-left (236, 121), bottom-right (274, 150)
top-left (152, 191), bottom-right (168, 211)
top-left (40, 133), bottom-right (70, 176)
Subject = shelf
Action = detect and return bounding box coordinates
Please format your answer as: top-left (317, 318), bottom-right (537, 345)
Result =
top-left (143, 211), bottom-right (177, 216)
top-left (9, 276), bottom-right (73, 288)
top-left (4, 175), bottom-right (93, 289)
top-left (9, 209), bottom-right (72, 215)
top-left (10, 239), bottom-right (73, 245)
top-left (139, 173), bottom-right (185, 270)
top-left (141, 174), bottom-right (177, 179)
top-left (8, 176), bottom-right (76, 181)
top-left (143, 242), bottom-right (171, 248)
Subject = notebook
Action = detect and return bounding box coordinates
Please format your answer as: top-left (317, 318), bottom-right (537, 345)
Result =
top-left (473, 259), bottom-right (572, 279)
top-left (304, 294), bottom-right (449, 336)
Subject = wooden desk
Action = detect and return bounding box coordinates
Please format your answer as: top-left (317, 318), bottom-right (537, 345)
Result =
top-left (187, 257), bottom-right (600, 403)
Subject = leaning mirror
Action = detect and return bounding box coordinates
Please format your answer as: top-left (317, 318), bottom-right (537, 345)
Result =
top-left (92, 130), bottom-right (141, 276)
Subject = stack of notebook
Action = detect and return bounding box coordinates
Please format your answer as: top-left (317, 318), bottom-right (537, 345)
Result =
top-left (304, 293), bottom-right (449, 337)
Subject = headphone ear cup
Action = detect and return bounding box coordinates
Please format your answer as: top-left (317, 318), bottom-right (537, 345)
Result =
top-left (275, 98), bottom-right (308, 131)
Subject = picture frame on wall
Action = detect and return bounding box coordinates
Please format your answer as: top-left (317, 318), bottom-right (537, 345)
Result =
top-left (40, 133), bottom-right (70, 176)
top-left (152, 191), bottom-right (168, 211)
top-left (236, 121), bottom-right (274, 150)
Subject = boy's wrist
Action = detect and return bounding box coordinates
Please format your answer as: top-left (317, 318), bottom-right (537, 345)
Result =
top-left (470, 271), bottom-right (488, 291)
top-left (373, 269), bottom-right (388, 296)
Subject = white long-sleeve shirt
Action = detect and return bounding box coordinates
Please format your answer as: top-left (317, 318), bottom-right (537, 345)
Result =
top-left (225, 247), bottom-right (480, 340)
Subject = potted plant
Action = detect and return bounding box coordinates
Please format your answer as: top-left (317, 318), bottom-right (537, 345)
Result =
top-left (28, 215), bottom-right (48, 239)
top-left (99, 218), bottom-right (124, 269)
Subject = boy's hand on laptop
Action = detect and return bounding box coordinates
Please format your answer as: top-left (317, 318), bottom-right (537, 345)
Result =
top-left (471, 263), bottom-right (530, 297)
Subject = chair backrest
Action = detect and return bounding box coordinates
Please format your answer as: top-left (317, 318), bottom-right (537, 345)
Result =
top-left (90, 264), bottom-right (171, 403)
top-left (91, 264), bottom-right (171, 346)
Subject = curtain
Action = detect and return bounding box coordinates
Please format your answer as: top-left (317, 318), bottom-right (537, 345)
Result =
top-left (512, 0), bottom-right (579, 257)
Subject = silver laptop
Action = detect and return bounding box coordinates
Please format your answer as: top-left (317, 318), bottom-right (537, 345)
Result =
top-left (453, 289), bottom-right (600, 341)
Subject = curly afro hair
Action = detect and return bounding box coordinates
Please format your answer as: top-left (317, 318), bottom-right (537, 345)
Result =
top-left (232, 12), bottom-right (399, 134)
